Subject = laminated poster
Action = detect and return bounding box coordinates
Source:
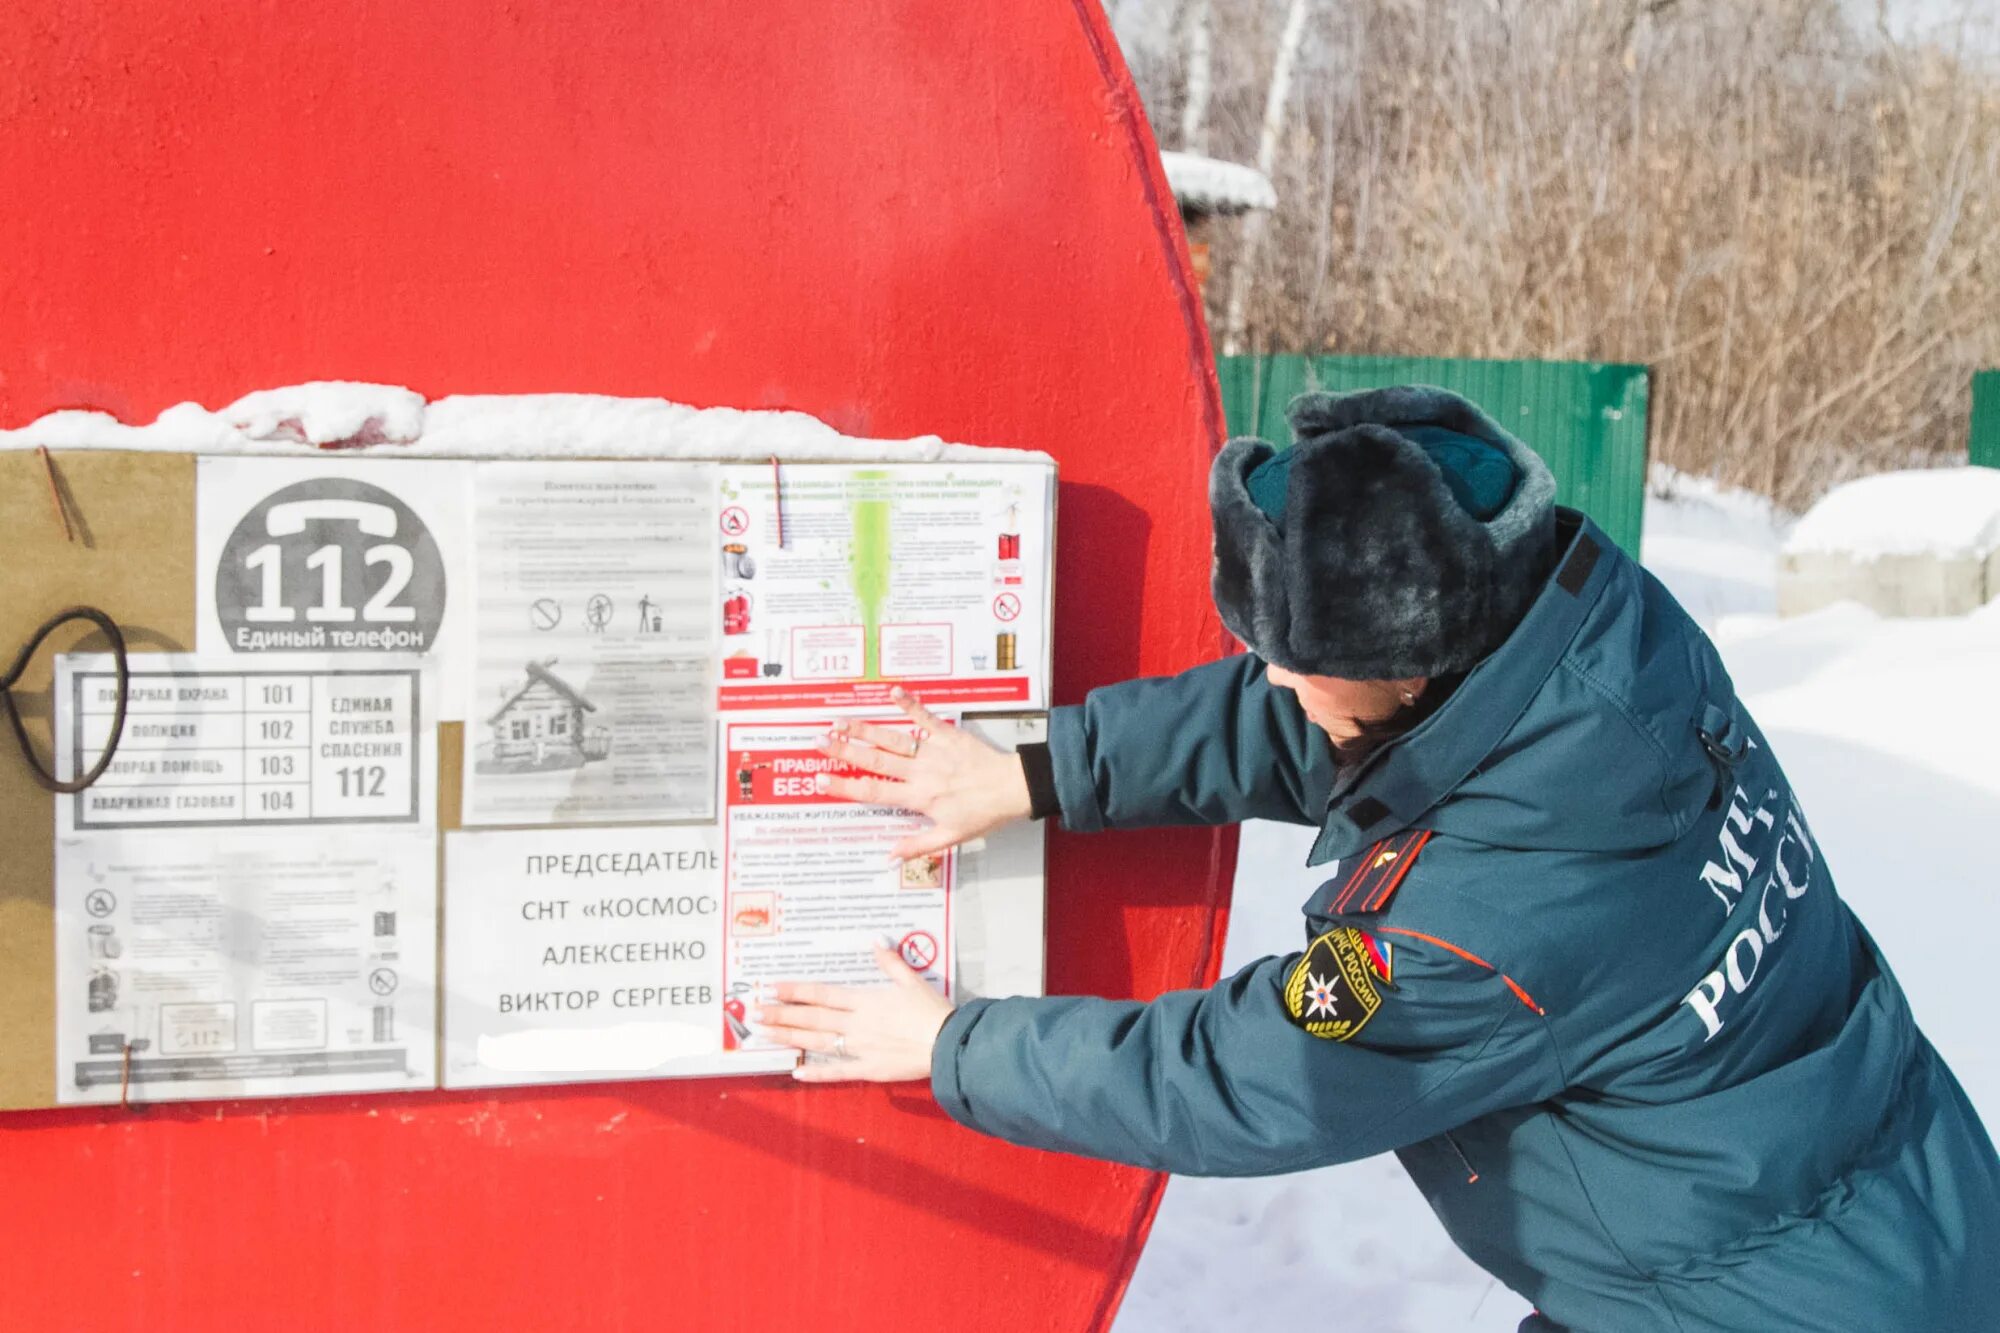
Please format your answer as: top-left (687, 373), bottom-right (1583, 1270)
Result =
top-left (720, 718), bottom-right (954, 1056)
top-left (465, 462), bottom-right (718, 825)
top-left (195, 457), bottom-right (474, 721)
top-left (713, 463), bottom-right (1051, 712)
top-left (50, 653), bottom-right (439, 1105)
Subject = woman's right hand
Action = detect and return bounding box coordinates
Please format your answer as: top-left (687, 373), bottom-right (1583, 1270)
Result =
top-left (815, 688), bottom-right (1034, 860)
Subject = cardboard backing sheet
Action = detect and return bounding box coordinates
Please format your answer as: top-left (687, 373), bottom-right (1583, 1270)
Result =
top-left (0, 451), bottom-right (473, 1111)
top-left (2, 451), bottom-right (195, 1109)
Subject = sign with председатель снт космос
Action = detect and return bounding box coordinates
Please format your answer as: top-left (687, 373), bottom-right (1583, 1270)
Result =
top-left (439, 824), bottom-right (798, 1089)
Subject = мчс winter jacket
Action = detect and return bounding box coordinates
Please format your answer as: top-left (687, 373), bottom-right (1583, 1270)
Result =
top-left (930, 511), bottom-right (2000, 1333)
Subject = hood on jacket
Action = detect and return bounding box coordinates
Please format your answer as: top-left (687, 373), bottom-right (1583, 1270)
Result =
top-left (1307, 512), bottom-right (1734, 863)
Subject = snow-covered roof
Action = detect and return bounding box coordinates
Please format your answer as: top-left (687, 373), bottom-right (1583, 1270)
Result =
top-left (491, 661), bottom-right (597, 725)
top-left (1785, 466), bottom-right (2000, 560)
top-left (1160, 151), bottom-right (1277, 217)
top-left (0, 382), bottom-right (1054, 464)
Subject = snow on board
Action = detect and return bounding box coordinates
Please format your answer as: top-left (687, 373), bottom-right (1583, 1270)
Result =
top-left (0, 381), bottom-right (1052, 464)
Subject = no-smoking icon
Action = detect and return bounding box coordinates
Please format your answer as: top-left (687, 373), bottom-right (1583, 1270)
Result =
top-left (898, 931), bottom-right (939, 973)
top-left (991, 592), bottom-right (1022, 622)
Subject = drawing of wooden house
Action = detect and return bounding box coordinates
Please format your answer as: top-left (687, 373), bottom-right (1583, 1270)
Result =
top-left (485, 660), bottom-right (607, 771)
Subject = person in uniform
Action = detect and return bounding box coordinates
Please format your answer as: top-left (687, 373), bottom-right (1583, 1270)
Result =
top-left (757, 386), bottom-right (2000, 1332)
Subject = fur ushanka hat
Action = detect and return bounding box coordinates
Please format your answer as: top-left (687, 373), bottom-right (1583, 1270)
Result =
top-left (1210, 384), bottom-right (1558, 680)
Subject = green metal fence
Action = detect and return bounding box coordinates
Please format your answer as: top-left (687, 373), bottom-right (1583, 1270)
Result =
top-left (1972, 370), bottom-right (2000, 470)
top-left (1215, 355), bottom-right (1651, 554)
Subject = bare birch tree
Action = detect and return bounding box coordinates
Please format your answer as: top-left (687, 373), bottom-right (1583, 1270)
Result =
top-left (1219, 0), bottom-right (1310, 356)
top-left (1181, 0), bottom-right (1214, 154)
top-left (1121, 0), bottom-right (2000, 507)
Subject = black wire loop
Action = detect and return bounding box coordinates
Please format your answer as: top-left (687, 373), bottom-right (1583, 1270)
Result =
top-left (0, 606), bottom-right (129, 794)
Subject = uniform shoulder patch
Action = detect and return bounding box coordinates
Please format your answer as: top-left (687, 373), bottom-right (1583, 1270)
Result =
top-left (1284, 926), bottom-right (1387, 1041)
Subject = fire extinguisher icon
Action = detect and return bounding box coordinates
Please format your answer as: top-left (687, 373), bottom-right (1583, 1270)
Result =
top-left (722, 588), bottom-right (754, 636)
top-left (724, 996), bottom-right (751, 1046)
top-left (997, 503), bottom-right (1022, 560)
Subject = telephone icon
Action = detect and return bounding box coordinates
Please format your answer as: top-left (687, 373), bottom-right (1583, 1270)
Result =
top-left (264, 498), bottom-right (400, 540)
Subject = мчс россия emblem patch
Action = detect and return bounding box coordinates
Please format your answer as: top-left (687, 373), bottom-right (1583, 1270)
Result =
top-left (1283, 926), bottom-right (1386, 1041)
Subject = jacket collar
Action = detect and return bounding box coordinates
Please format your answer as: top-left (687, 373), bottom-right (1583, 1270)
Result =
top-left (1305, 509), bottom-right (1616, 866)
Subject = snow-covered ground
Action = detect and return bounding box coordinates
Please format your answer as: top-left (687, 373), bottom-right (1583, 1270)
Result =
top-left (1785, 465), bottom-right (2000, 559)
top-left (1120, 470), bottom-right (2000, 1332)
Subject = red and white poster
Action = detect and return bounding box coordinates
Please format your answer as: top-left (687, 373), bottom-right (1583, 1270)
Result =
top-left (719, 719), bottom-right (954, 1051)
top-left (712, 462), bottom-right (1052, 713)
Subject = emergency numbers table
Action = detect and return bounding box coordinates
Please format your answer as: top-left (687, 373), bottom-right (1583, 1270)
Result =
top-left (67, 664), bottom-right (424, 830)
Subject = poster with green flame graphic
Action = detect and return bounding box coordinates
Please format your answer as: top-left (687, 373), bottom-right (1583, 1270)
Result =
top-left (713, 462), bottom-right (1052, 713)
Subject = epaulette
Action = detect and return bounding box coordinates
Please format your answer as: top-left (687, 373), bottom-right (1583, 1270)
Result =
top-left (1329, 828), bottom-right (1431, 914)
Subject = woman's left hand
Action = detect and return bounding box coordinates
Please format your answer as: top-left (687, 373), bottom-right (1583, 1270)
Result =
top-left (757, 943), bottom-right (955, 1083)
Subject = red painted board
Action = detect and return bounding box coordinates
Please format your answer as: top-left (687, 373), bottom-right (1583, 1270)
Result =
top-left (0, 2), bottom-right (1235, 1330)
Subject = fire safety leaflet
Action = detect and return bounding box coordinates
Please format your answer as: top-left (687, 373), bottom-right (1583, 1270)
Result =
top-left (712, 463), bottom-right (1051, 712)
top-left (50, 653), bottom-right (438, 1105)
top-left (465, 462), bottom-right (718, 825)
top-left (720, 719), bottom-right (954, 1055)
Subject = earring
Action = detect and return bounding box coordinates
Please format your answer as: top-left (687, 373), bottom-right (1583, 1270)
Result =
top-left (1400, 690), bottom-right (1417, 705)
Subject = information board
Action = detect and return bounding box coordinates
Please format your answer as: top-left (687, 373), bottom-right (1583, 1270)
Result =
top-left (24, 453), bottom-right (1054, 1105)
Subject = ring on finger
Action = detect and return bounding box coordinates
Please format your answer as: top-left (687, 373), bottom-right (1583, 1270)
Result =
top-left (831, 1034), bottom-right (849, 1059)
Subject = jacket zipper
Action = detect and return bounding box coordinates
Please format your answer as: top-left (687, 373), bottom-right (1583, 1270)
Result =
top-left (1443, 1130), bottom-right (1481, 1184)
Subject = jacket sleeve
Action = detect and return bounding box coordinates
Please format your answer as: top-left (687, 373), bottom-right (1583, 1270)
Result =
top-left (929, 936), bottom-right (1562, 1177)
top-left (1046, 654), bottom-right (1337, 832)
